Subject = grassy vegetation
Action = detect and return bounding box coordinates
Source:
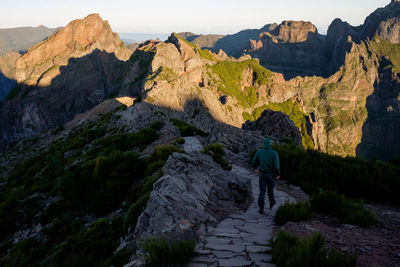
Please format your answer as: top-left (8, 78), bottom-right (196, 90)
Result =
top-left (208, 59), bottom-right (273, 107)
top-left (274, 201), bottom-right (313, 226)
top-left (0, 108), bottom-right (181, 265)
top-left (273, 143), bottom-right (400, 205)
top-left (311, 191), bottom-right (379, 227)
top-left (369, 36), bottom-right (400, 74)
top-left (201, 143), bottom-right (232, 171)
top-left (274, 191), bottom-right (378, 227)
top-left (272, 231), bottom-right (356, 267)
top-left (242, 105), bottom-right (267, 121)
top-left (157, 66), bottom-right (178, 82)
top-left (267, 100), bottom-right (314, 149)
top-left (139, 236), bottom-right (197, 267)
top-left (169, 118), bottom-right (208, 137)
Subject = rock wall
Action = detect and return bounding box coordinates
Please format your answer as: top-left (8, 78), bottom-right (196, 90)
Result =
top-left (127, 151), bottom-right (252, 246)
top-left (242, 109), bottom-right (303, 146)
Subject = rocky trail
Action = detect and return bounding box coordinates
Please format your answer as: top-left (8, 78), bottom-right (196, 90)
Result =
top-left (189, 164), bottom-right (295, 267)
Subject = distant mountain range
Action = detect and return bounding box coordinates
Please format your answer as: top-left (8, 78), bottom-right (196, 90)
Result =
top-left (0, 25), bottom-right (59, 55)
top-left (118, 33), bottom-right (170, 44)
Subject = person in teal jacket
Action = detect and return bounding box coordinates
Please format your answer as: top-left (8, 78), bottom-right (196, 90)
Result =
top-left (252, 138), bottom-right (280, 214)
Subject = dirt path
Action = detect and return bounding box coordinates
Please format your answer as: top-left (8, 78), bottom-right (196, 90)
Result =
top-left (189, 165), bottom-right (295, 267)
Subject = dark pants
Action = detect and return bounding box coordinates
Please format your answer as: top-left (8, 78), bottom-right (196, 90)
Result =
top-left (258, 172), bottom-right (276, 209)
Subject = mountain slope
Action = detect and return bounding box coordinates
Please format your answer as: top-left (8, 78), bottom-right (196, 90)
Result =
top-left (0, 25), bottom-right (58, 55)
top-left (0, 14), bottom-right (133, 150)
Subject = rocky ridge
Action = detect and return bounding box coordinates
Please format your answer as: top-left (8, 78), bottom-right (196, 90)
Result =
top-left (0, 14), bottom-right (133, 150)
top-left (246, 20), bottom-right (326, 79)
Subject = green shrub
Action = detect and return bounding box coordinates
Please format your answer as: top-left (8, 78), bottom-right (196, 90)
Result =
top-left (169, 118), bottom-right (208, 137)
top-left (124, 145), bottom-right (182, 232)
top-left (274, 201), bottom-right (313, 226)
top-left (272, 231), bottom-right (356, 267)
top-left (0, 113), bottom-right (168, 265)
top-left (274, 143), bottom-right (400, 205)
top-left (52, 125), bottom-right (65, 134)
top-left (173, 137), bottom-right (185, 145)
top-left (311, 191), bottom-right (379, 227)
top-left (202, 143), bottom-right (232, 170)
top-left (140, 236), bottom-right (196, 267)
top-left (0, 239), bottom-right (48, 266)
top-left (45, 217), bottom-right (128, 267)
top-left (61, 151), bottom-right (145, 216)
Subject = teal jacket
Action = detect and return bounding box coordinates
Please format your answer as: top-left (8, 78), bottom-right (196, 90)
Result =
top-left (252, 138), bottom-right (280, 177)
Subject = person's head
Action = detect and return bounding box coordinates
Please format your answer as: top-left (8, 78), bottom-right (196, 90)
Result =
top-left (263, 138), bottom-right (272, 150)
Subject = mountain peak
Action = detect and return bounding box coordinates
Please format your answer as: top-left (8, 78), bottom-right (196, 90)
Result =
top-left (15, 13), bottom-right (131, 85)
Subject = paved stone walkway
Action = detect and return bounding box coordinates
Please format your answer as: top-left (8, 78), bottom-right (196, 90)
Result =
top-left (189, 165), bottom-right (295, 267)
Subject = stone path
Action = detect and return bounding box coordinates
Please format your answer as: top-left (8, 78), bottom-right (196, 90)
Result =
top-left (189, 165), bottom-right (295, 267)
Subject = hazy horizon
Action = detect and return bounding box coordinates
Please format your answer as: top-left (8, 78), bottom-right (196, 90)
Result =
top-left (0, 0), bottom-right (389, 36)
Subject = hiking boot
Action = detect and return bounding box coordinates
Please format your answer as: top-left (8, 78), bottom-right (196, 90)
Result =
top-left (270, 201), bottom-right (276, 209)
top-left (258, 208), bottom-right (266, 215)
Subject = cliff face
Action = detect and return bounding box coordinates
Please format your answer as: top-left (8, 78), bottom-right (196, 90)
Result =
top-left (247, 21), bottom-right (327, 79)
top-left (357, 57), bottom-right (400, 161)
top-left (15, 13), bottom-right (131, 86)
top-left (0, 52), bottom-right (19, 101)
top-left (0, 14), bottom-right (133, 150)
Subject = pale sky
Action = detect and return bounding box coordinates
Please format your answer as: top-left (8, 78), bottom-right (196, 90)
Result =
top-left (0, 0), bottom-right (390, 34)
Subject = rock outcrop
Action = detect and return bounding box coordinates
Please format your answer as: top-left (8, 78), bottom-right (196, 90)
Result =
top-left (246, 21), bottom-right (327, 79)
top-left (128, 151), bottom-right (252, 246)
top-left (15, 13), bottom-right (131, 86)
top-left (0, 14), bottom-right (133, 150)
top-left (243, 109), bottom-right (303, 146)
top-left (356, 58), bottom-right (400, 160)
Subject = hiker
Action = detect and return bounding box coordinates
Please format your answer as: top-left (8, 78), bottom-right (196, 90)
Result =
top-left (251, 138), bottom-right (280, 214)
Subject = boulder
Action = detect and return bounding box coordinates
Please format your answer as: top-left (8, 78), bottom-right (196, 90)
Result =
top-left (131, 152), bottom-right (252, 244)
top-left (243, 109), bottom-right (303, 146)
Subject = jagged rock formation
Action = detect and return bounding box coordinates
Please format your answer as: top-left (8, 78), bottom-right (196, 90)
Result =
top-left (0, 25), bottom-right (58, 55)
top-left (15, 13), bottom-right (131, 86)
top-left (0, 52), bottom-right (19, 100)
top-left (179, 24), bottom-right (278, 58)
top-left (362, 0), bottom-right (400, 42)
top-left (325, 0), bottom-right (400, 73)
top-left (130, 151), bottom-right (252, 244)
top-left (243, 109), bottom-right (303, 146)
top-left (0, 14), bottom-right (133, 150)
top-left (246, 21), bottom-right (327, 79)
top-left (356, 58), bottom-right (400, 160)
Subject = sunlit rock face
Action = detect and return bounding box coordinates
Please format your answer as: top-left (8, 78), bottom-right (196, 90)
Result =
top-left (0, 14), bottom-right (133, 150)
top-left (246, 21), bottom-right (327, 79)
